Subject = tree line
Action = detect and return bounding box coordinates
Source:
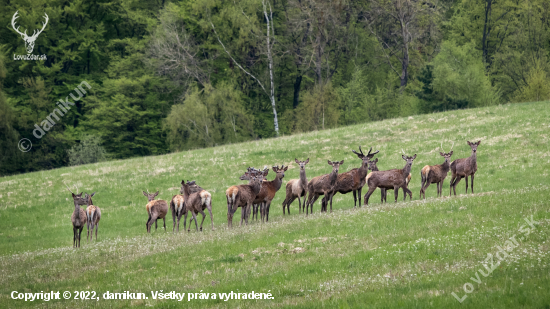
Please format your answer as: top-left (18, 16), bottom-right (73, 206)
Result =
top-left (1, 0), bottom-right (549, 175)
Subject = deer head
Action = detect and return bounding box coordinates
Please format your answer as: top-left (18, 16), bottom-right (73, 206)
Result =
top-left (439, 151), bottom-right (454, 164)
top-left (295, 158), bottom-right (309, 170)
top-left (328, 160), bottom-right (344, 173)
top-left (467, 141), bottom-right (481, 153)
top-left (367, 158), bottom-right (379, 171)
top-left (11, 11), bottom-right (49, 54)
top-left (352, 146), bottom-right (379, 167)
top-left (64, 183), bottom-right (86, 206)
top-left (84, 192), bottom-right (96, 206)
top-left (272, 165), bottom-right (288, 179)
top-left (142, 190), bottom-right (159, 202)
top-left (401, 154), bottom-right (417, 168)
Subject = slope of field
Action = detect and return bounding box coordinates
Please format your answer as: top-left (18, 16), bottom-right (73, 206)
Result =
top-left (0, 101), bottom-right (549, 308)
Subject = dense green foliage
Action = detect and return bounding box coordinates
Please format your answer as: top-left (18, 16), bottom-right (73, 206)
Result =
top-left (0, 101), bottom-right (549, 308)
top-left (1, 0), bottom-right (549, 175)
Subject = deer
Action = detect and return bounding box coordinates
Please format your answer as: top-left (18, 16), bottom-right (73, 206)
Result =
top-left (305, 160), bottom-right (344, 215)
top-left (366, 158), bottom-right (412, 203)
top-left (329, 147), bottom-right (379, 208)
top-left (420, 148), bottom-right (454, 199)
top-left (84, 192), bottom-right (101, 241)
top-left (282, 159), bottom-right (309, 215)
top-left (226, 167), bottom-right (267, 220)
top-left (64, 183), bottom-right (87, 248)
top-left (179, 180), bottom-right (214, 232)
top-left (363, 154), bottom-right (416, 205)
top-left (11, 11), bottom-right (49, 54)
top-left (171, 181), bottom-right (214, 232)
top-left (450, 141), bottom-right (481, 196)
top-left (255, 165), bottom-right (287, 222)
top-left (143, 191), bottom-right (168, 233)
top-left (227, 173), bottom-right (263, 228)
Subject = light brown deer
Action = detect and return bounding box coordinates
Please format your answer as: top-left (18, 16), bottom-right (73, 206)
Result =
top-left (143, 191), bottom-right (168, 233)
top-left (84, 192), bottom-right (101, 241)
top-left (226, 167), bottom-right (266, 220)
top-left (257, 165), bottom-right (287, 222)
top-left (170, 194), bottom-right (186, 232)
top-left (330, 147), bottom-right (379, 208)
top-left (366, 158), bottom-right (412, 203)
top-left (363, 155), bottom-right (416, 205)
top-left (179, 180), bottom-right (214, 232)
top-left (305, 160), bottom-right (344, 215)
top-left (171, 181), bottom-right (213, 232)
top-left (450, 141), bottom-right (480, 196)
top-left (65, 183), bottom-right (87, 248)
top-left (420, 150), bottom-right (453, 199)
top-left (282, 159), bottom-right (309, 215)
top-left (227, 174), bottom-right (263, 228)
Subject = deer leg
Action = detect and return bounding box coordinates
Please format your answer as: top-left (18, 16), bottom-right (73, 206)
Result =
top-left (353, 190), bottom-right (357, 208)
top-left (465, 176), bottom-right (468, 194)
top-left (423, 181), bottom-right (431, 199)
top-left (190, 211), bottom-right (199, 232)
top-left (198, 210), bottom-right (206, 231)
top-left (73, 227), bottom-right (77, 248)
top-left (364, 186), bottom-right (376, 206)
top-left (266, 201), bottom-right (272, 222)
top-left (309, 194), bottom-right (319, 215)
top-left (78, 227), bottom-right (83, 248)
top-left (471, 174), bottom-right (475, 194)
top-left (394, 186), bottom-right (399, 202)
top-left (206, 201), bottom-right (214, 231)
top-left (95, 224), bottom-right (99, 240)
top-left (163, 217), bottom-right (166, 232)
top-left (329, 192), bottom-right (334, 213)
top-left (183, 212), bottom-right (188, 232)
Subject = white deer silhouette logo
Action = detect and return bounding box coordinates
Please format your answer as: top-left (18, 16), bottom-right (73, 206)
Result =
top-left (11, 11), bottom-right (49, 54)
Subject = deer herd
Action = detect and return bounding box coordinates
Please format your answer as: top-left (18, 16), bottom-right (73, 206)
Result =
top-left (64, 140), bottom-right (481, 247)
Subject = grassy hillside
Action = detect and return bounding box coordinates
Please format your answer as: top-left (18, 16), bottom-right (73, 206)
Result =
top-left (0, 101), bottom-right (549, 308)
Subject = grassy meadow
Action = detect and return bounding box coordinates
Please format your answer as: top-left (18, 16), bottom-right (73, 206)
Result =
top-left (0, 101), bottom-right (549, 308)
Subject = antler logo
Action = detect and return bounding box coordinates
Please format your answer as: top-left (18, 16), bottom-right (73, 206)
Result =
top-left (11, 11), bottom-right (49, 54)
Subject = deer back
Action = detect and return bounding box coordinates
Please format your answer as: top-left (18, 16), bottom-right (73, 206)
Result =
top-left (146, 200), bottom-right (168, 219)
top-left (333, 168), bottom-right (361, 194)
top-left (367, 169), bottom-right (406, 189)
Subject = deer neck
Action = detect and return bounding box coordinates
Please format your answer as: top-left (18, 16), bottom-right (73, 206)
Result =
top-left (74, 201), bottom-right (81, 220)
top-left (182, 186), bottom-right (191, 200)
top-left (359, 161), bottom-right (369, 178)
top-left (271, 174), bottom-right (283, 191)
top-left (441, 160), bottom-right (451, 173)
top-left (402, 163), bottom-right (412, 178)
top-left (299, 169), bottom-right (307, 186)
top-left (329, 169), bottom-right (338, 186)
top-left (470, 151), bottom-right (477, 163)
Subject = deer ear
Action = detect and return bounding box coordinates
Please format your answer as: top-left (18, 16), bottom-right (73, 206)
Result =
top-left (340, 160), bottom-right (344, 165)
top-left (467, 141), bottom-right (471, 145)
top-left (91, 192), bottom-right (96, 197)
top-left (449, 151), bottom-right (454, 156)
top-left (374, 158), bottom-right (378, 163)
top-left (305, 158), bottom-right (309, 164)
top-left (440, 152), bottom-right (444, 156)
top-left (142, 191), bottom-right (148, 196)
top-left (413, 154), bottom-right (417, 160)
top-left (284, 166), bottom-right (288, 171)
top-left (327, 160), bottom-right (332, 165)
top-left (272, 166), bottom-right (277, 172)
top-left (154, 191), bottom-right (159, 197)
top-left (295, 158), bottom-right (300, 164)
top-left (402, 155), bottom-right (407, 160)
top-left (477, 140), bottom-right (481, 145)
top-left (181, 180), bottom-right (185, 185)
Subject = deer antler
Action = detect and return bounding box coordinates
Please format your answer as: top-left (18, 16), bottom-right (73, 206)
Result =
top-left (63, 182), bottom-right (74, 194)
top-left (29, 13), bottom-right (48, 39)
top-left (352, 146), bottom-right (365, 158)
top-left (11, 11), bottom-right (27, 38)
top-left (450, 141), bottom-right (455, 151)
top-left (367, 147), bottom-right (379, 158)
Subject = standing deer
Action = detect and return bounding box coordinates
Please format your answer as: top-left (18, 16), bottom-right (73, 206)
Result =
top-left (170, 194), bottom-right (186, 232)
top-left (65, 183), bottom-right (87, 248)
top-left (282, 159), bottom-right (309, 215)
top-left (450, 141), bottom-right (481, 196)
top-left (171, 181), bottom-right (214, 232)
top-left (305, 160), bottom-right (344, 215)
top-left (227, 174), bottom-right (263, 228)
top-left (179, 180), bottom-right (214, 232)
top-left (366, 158), bottom-right (412, 203)
top-left (330, 147), bottom-right (379, 208)
top-left (143, 191), bottom-right (168, 233)
top-left (420, 150), bottom-right (453, 199)
top-left (84, 192), bottom-right (101, 241)
top-left (226, 167), bottom-right (267, 221)
top-left (363, 155), bottom-right (416, 205)
top-left (256, 165), bottom-right (287, 222)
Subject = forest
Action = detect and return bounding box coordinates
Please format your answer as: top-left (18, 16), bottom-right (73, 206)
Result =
top-left (0, 0), bottom-right (549, 175)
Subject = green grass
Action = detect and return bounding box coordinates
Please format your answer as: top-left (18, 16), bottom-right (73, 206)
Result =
top-left (1, 101), bottom-right (549, 308)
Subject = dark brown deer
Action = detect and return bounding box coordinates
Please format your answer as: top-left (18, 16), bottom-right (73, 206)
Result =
top-left (282, 159), bottom-right (309, 215)
top-left (257, 165), bottom-right (287, 222)
top-left (330, 147), bottom-right (379, 208)
top-left (363, 155), bottom-right (416, 205)
top-left (227, 174), bottom-right (263, 228)
top-left (305, 160), bottom-right (344, 215)
top-left (450, 141), bottom-right (480, 196)
top-left (143, 191), bottom-right (168, 233)
top-left (171, 181), bottom-right (214, 232)
top-left (226, 167), bottom-right (267, 221)
top-left (84, 192), bottom-right (101, 241)
top-left (366, 158), bottom-right (412, 203)
top-left (180, 180), bottom-right (214, 232)
top-left (420, 150), bottom-right (453, 199)
top-left (65, 183), bottom-right (87, 248)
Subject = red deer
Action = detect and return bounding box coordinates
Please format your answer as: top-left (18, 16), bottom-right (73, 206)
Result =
top-left (420, 150), bottom-right (453, 199)
top-left (84, 192), bottom-right (101, 241)
top-left (65, 183), bottom-right (87, 248)
top-left (282, 159), bottom-right (309, 215)
top-left (143, 191), bottom-right (168, 233)
top-left (180, 180), bottom-right (214, 232)
top-left (365, 158), bottom-right (412, 203)
top-left (330, 147), bottom-right (379, 208)
top-left (171, 181), bottom-right (213, 232)
top-left (255, 165), bottom-right (287, 222)
top-left (226, 167), bottom-right (267, 221)
top-left (363, 155), bottom-right (416, 205)
top-left (450, 141), bottom-right (480, 196)
top-left (227, 174), bottom-right (263, 228)
top-left (305, 160), bottom-right (344, 215)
